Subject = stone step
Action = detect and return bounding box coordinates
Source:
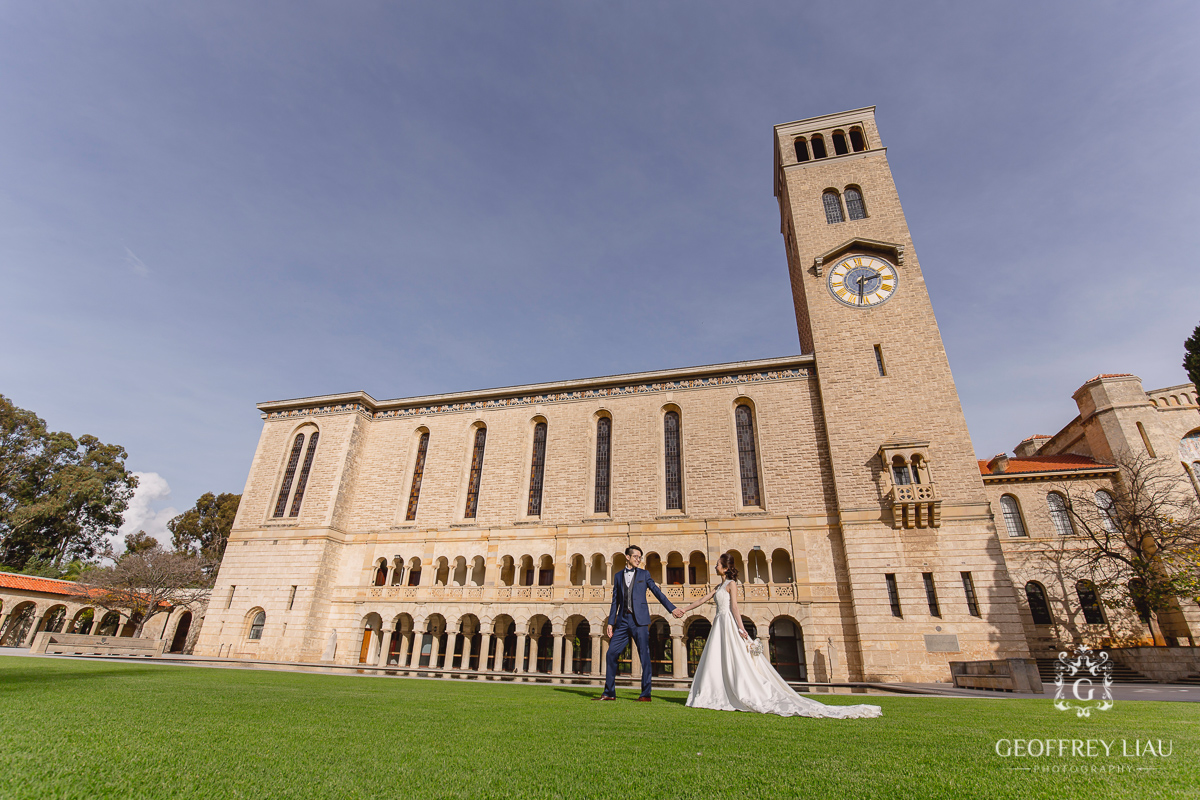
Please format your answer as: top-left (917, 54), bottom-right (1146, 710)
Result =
top-left (1035, 656), bottom-right (1157, 684)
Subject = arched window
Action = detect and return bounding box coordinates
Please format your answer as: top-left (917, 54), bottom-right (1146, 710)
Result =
top-left (844, 186), bottom-right (867, 220)
top-left (273, 433), bottom-right (306, 517)
top-left (999, 495), bottom-right (1027, 537)
top-left (793, 137), bottom-right (809, 162)
top-left (1024, 582), bottom-right (1053, 625)
top-left (527, 421), bottom-right (547, 516)
top-left (373, 560), bottom-right (388, 586)
top-left (832, 130), bottom-right (849, 155)
top-left (1047, 492), bottom-right (1073, 536)
top-left (664, 410), bottom-right (683, 510)
top-left (1128, 579), bottom-right (1152, 624)
top-left (1094, 490), bottom-right (1118, 533)
top-left (849, 127), bottom-right (866, 152)
top-left (1075, 580), bottom-right (1105, 624)
top-left (464, 426), bottom-right (487, 519)
top-left (891, 455), bottom-right (911, 486)
top-left (594, 416), bottom-right (611, 515)
top-left (810, 134), bottom-right (827, 159)
top-left (822, 191), bottom-right (844, 224)
top-left (735, 404), bottom-right (761, 507)
top-left (248, 611), bottom-right (266, 640)
top-left (288, 432), bottom-right (319, 517)
top-left (405, 431), bottom-right (429, 521)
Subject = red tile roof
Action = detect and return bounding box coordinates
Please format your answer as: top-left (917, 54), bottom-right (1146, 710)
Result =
top-left (0, 572), bottom-right (81, 596)
top-left (1020, 434), bottom-right (1052, 442)
top-left (979, 454), bottom-right (1114, 476)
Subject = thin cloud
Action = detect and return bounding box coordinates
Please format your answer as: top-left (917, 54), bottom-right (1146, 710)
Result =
top-left (116, 471), bottom-right (179, 551)
top-left (124, 246), bottom-right (149, 277)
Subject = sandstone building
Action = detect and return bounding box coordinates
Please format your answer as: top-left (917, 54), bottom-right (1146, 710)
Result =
top-left (192, 108), bottom-right (1200, 682)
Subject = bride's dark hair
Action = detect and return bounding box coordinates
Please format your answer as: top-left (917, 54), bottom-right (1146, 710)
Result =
top-left (718, 552), bottom-right (739, 583)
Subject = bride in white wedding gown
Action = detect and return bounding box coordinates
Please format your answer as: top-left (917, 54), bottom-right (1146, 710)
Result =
top-left (680, 553), bottom-right (882, 719)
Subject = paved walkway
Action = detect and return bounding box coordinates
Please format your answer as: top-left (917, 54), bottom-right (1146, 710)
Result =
top-left (4, 648), bottom-right (1199, 701)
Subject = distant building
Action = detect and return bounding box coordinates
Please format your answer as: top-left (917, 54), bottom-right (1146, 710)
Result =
top-left (195, 108), bottom-right (1200, 681)
top-left (0, 572), bottom-right (204, 654)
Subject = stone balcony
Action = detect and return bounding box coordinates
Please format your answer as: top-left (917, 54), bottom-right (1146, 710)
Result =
top-left (344, 582), bottom-right (803, 605)
top-left (888, 484), bottom-right (941, 529)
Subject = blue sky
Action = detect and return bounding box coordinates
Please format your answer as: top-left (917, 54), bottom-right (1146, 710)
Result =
top-left (2, 2), bottom-right (1198, 545)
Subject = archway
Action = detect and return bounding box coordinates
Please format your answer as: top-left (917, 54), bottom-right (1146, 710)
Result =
top-left (532, 618), bottom-right (553, 672)
top-left (39, 605), bottom-right (68, 634)
top-left (71, 608), bottom-right (96, 635)
top-left (566, 615), bottom-right (591, 674)
top-left (457, 614), bottom-right (481, 669)
top-left (358, 613), bottom-right (383, 664)
top-left (0, 602), bottom-right (37, 646)
top-left (119, 613), bottom-right (142, 637)
top-left (769, 617), bottom-right (807, 681)
top-left (389, 613), bottom-right (415, 665)
top-left (169, 612), bottom-right (193, 653)
top-left (648, 617), bottom-right (673, 676)
top-left (684, 616), bottom-right (711, 677)
top-left (95, 611), bottom-right (121, 637)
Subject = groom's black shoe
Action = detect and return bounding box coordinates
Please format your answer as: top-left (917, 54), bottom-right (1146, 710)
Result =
top-left (594, 694), bottom-right (616, 701)
top-left (635, 696), bottom-right (652, 702)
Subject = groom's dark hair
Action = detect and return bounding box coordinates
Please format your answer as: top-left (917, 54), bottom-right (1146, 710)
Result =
top-left (625, 545), bottom-right (643, 557)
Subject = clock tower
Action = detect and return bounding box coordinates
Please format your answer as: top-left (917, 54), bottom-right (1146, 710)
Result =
top-left (774, 108), bottom-right (1029, 680)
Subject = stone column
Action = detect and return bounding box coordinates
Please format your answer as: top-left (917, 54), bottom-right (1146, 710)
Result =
top-left (377, 629), bottom-right (394, 667)
top-left (672, 635), bottom-right (687, 680)
top-left (528, 636), bottom-right (540, 673)
top-left (401, 631), bottom-right (415, 668)
top-left (757, 634), bottom-right (771, 664)
top-left (459, 632), bottom-right (473, 670)
top-left (552, 631), bottom-right (564, 677)
top-left (599, 636), bottom-right (609, 672)
top-left (515, 633), bottom-right (528, 674)
top-left (491, 634), bottom-right (503, 672)
top-left (427, 634), bottom-right (440, 670)
top-left (590, 634), bottom-right (602, 676)
top-left (631, 640), bottom-right (641, 676)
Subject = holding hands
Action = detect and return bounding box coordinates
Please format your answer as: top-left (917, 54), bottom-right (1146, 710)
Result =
top-left (671, 608), bottom-right (684, 618)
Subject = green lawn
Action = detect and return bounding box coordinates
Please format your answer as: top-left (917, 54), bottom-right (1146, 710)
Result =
top-left (0, 657), bottom-right (1194, 799)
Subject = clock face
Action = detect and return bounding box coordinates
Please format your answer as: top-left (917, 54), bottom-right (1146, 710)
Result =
top-left (827, 255), bottom-right (898, 308)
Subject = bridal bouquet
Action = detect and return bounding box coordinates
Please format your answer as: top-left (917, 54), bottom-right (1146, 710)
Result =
top-left (747, 640), bottom-right (763, 657)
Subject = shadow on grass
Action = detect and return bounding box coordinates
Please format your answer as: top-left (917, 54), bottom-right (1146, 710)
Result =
top-left (552, 687), bottom-right (689, 706)
top-left (0, 666), bottom-right (162, 692)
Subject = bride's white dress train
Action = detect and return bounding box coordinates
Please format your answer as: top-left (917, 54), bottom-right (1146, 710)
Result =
top-left (686, 580), bottom-right (882, 719)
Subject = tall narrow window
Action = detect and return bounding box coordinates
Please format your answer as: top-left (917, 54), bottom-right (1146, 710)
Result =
top-left (1094, 490), bottom-right (1118, 533)
top-left (527, 421), bottom-right (547, 516)
top-left (287, 585), bottom-right (297, 611)
top-left (1047, 492), bottom-right (1073, 536)
top-left (594, 417), bottom-right (611, 515)
top-left (406, 432), bottom-right (430, 521)
top-left (874, 344), bottom-right (887, 376)
top-left (273, 434), bottom-right (305, 517)
top-left (885, 573), bottom-right (902, 617)
top-left (832, 131), bottom-right (848, 155)
top-left (1076, 580), bottom-right (1105, 624)
top-left (793, 138), bottom-right (809, 162)
top-left (961, 572), bottom-right (981, 617)
top-left (735, 405), bottom-right (761, 507)
top-left (664, 411), bottom-right (683, 511)
top-left (999, 495), bottom-right (1027, 537)
top-left (822, 191), bottom-right (844, 224)
top-left (810, 134), bottom-right (827, 159)
top-left (849, 127), bottom-right (866, 152)
top-left (892, 456), bottom-right (912, 486)
top-left (288, 432), bottom-right (319, 517)
top-left (845, 187), bottom-right (867, 220)
top-left (248, 611), bottom-right (265, 640)
top-left (464, 427), bottom-right (487, 519)
top-left (1025, 582), bottom-right (1053, 625)
top-left (226, 585), bottom-right (236, 609)
top-left (922, 573), bottom-right (941, 617)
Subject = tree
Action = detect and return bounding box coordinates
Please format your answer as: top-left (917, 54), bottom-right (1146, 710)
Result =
top-left (73, 549), bottom-right (213, 637)
top-left (1185, 321), bottom-right (1200, 391)
top-left (1054, 451), bottom-right (1200, 644)
top-left (0, 394), bottom-right (137, 569)
top-left (123, 530), bottom-right (160, 555)
top-left (168, 492), bottom-right (240, 560)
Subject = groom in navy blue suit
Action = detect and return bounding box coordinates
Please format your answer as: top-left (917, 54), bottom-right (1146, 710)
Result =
top-left (597, 545), bottom-right (683, 701)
